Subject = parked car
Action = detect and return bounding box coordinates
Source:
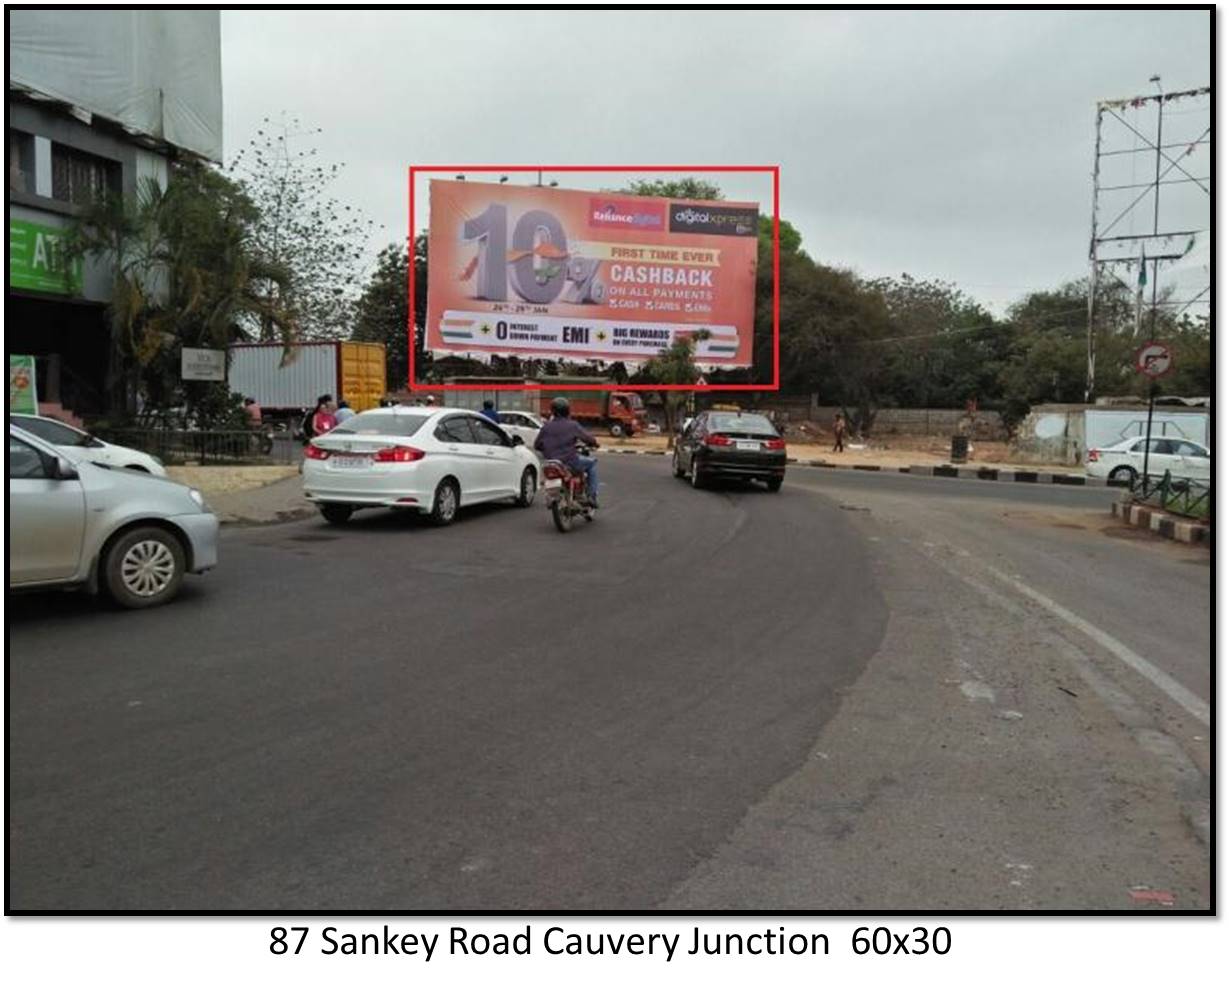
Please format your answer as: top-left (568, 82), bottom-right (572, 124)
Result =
top-left (302, 406), bottom-right (540, 525)
top-left (9, 425), bottom-right (218, 608)
top-left (10, 413), bottom-right (166, 476)
top-left (672, 410), bottom-right (787, 491)
top-left (494, 409), bottom-right (543, 447)
top-left (1086, 436), bottom-right (1211, 484)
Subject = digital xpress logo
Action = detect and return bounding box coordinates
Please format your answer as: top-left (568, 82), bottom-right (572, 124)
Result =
top-left (588, 198), bottom-right (666, 231)
top-left (669, 204), bottom-right (758, 237)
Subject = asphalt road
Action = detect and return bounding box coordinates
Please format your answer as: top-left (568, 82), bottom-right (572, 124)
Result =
top-left (8, 456), bottom-right (1210, 911)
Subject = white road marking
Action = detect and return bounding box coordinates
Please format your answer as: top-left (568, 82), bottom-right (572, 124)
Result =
top-left (986, 566), bottom-right (1210, 727)
top-left (959, 680), bottom-right (996, 703)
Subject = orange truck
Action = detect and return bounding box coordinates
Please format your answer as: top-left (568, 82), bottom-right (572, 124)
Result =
top-left (440, 376), bottom-right (648, 437)
top-left (535, 388), bottom-right (647, 437)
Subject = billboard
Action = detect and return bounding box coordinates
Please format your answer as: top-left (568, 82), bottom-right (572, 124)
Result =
top-left (425, 179), bottom-right (759, 369)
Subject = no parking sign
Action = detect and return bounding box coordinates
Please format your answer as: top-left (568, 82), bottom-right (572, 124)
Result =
top-left (1134, 341), bottom-right (1173, 378)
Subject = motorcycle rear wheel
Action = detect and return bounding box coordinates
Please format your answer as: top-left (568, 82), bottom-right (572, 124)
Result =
top-left (550, 499), bottom-right (575, 533)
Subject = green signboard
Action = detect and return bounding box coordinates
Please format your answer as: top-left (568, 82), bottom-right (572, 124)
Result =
top-left (9, 355), bottom-right (39, 415)
top-left (9, 219), bottom-right (83, 295)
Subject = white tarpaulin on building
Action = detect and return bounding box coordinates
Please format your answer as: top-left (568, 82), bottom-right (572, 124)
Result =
top-left (8, 9), bottom-right (223, 162)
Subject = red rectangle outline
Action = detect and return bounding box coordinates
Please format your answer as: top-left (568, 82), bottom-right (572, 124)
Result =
top-left (408, 165), bottom-right (780, 393)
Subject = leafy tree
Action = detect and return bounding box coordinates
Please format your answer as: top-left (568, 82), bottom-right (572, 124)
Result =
top-left (619, 178), bottom-right (724, 201)
top-left (632, 330), bottom-right (711, 445)
top-left (228, 115), bottom-right (380, 341)
top-left (868, 275), bottom-right (1009, 410)
top-left (781, 264), bottom-right (894, 433)
top-left (351, 234), bottom-right (430, 391)
top-left (68, 164), bottom-right (293, 420)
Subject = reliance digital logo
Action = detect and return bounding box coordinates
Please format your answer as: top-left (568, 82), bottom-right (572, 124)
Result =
top-left (588, 198), bottom-right (666, 231)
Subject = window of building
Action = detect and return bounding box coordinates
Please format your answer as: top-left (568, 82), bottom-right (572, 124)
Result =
top-left (50, 142), bottom-right (120, 205)
top-left (8, 129), bottom-right (36, 193)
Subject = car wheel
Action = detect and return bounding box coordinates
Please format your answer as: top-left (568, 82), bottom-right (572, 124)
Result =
top-left (320, 503), bottom-right (353, 524)
top-left (690, 459), bottom-right (706, 489)
top-left (430, 478), bottom-right (460, 526)
top-left (515, 466), bottom-right (537, 507)
top-left (672, 449), bottom-right (686, 478)
top-left (1108, 466), bottom-right (1137, 485)
top-left (609, 422), bottom-right (625, 438)
top-left (766, 476), bottom-right (784, 493)
top-left (104, 526), bottom-right (186, 609)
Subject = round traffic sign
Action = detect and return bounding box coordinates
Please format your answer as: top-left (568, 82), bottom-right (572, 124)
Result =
top-left (1134, 341), bottom-right (1173, 378)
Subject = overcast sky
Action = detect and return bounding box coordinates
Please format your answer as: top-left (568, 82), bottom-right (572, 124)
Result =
top-left (221, 9), bottom-right (1210, 315)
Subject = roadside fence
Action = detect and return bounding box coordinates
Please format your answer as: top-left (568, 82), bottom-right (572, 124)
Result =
top-left (95, 429), bottom-right (301, 466)
top-left (1131, 470), bottom-right (1211, 522)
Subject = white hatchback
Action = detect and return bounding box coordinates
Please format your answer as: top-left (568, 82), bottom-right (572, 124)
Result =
top-left (9, 413), bottom-right (167, 476)
top-left (1086, 435), bottom-right (1211, 484)
top-left (302, 406), bottom-right (541, 525)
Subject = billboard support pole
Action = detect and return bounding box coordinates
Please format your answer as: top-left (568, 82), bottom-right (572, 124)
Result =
top-left (1085, 85), bottom-right (1210, 404)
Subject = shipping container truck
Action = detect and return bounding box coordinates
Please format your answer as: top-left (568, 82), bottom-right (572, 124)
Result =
top-left (228, 341), bottom-right (387, 425)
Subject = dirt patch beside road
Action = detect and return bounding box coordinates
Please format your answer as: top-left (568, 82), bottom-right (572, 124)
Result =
top-left (166, 465), bottom-right (300, 499)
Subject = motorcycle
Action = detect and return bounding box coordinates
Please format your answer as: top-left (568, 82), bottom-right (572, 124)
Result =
top-left (542, 443), bottom-right (598, 533)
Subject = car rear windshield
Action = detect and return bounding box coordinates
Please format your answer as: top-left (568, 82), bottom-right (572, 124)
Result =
top-left (330, 412), bottom-right (428, 437)
top-left (708, 413), bottom-right (776, 435)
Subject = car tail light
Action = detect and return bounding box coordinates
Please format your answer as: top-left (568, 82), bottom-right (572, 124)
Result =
top-left (764, 438), bottom-right (786, 450)
top-left (705, 433), bottom-right (733, 446)
top-left (374, 445), bottom-right (425, 463)
top-left (1087, 449), bottom-right (1099, 462)
top-left (304, 444), bottom-right (330, 460)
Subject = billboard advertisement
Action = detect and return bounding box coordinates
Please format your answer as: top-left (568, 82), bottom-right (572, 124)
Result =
top-left (425, 180), bottom-right (759, 369)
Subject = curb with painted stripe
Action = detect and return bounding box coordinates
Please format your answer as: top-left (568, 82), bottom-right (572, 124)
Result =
top-left (604, 447), bottom-right (1129, 489)
top-left (1111, 501), bottom-right (1210, 545)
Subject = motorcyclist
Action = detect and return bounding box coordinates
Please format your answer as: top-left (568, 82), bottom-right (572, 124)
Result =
top-left (534, 397), bottom-right (600, 507)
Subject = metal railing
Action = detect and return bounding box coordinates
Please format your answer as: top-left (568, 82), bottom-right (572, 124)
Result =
top-left (94, 428), bottom-right (300, 466)
top-left (1130, 470), bottom-right (1211, 522)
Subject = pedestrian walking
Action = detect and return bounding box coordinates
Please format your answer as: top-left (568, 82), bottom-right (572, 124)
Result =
top-left (832, 412), bottom-right (847, 453)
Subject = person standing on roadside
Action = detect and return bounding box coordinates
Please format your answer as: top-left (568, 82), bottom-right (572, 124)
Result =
top-left (479, 399), bottom-right (500, 424)
top-left (243, 397), bottom-right (263, 428)
top-left (334, 399), bottom-right (355, 424)
top-left (832, 412), bottom-right (847, 453)
top-left (304, 394), bottom-right (337, 441)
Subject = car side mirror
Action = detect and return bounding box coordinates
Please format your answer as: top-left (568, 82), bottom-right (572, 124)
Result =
top-left (52, 456), bottom-right (80, 481)
top-left (510, 434), bottom-right (525, 446)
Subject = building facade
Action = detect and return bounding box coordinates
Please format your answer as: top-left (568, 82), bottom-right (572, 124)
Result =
top-left (8, 9), bottom-right (222, 420)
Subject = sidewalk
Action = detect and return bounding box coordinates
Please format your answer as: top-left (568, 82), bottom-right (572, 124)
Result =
top-left (206, 473), bottom-right (315, 525)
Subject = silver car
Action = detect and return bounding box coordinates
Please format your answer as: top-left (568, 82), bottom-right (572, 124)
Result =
top-left (9, 424), bottom-right (219, 608)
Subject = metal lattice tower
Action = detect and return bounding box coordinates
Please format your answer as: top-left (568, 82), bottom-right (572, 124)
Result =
top-left (1086, 83), bottom-right (1211, 400)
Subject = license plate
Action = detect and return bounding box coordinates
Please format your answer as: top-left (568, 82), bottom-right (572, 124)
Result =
top-left (544, 478), bottom-right (562, 490)
top-left (331, 455), bottom-right (371, 469)
top-left (736, 440), bottom-right (760, 451)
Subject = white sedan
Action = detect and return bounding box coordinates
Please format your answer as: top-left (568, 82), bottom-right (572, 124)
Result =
top-left (302, 405), bottom-right (541, 525)
top-left (9, 413), bottom-right (167, 476)
top-left (1086, 436), bottom-right (1211, 484)
top-left (493, 409), bottom-right (543, 446)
